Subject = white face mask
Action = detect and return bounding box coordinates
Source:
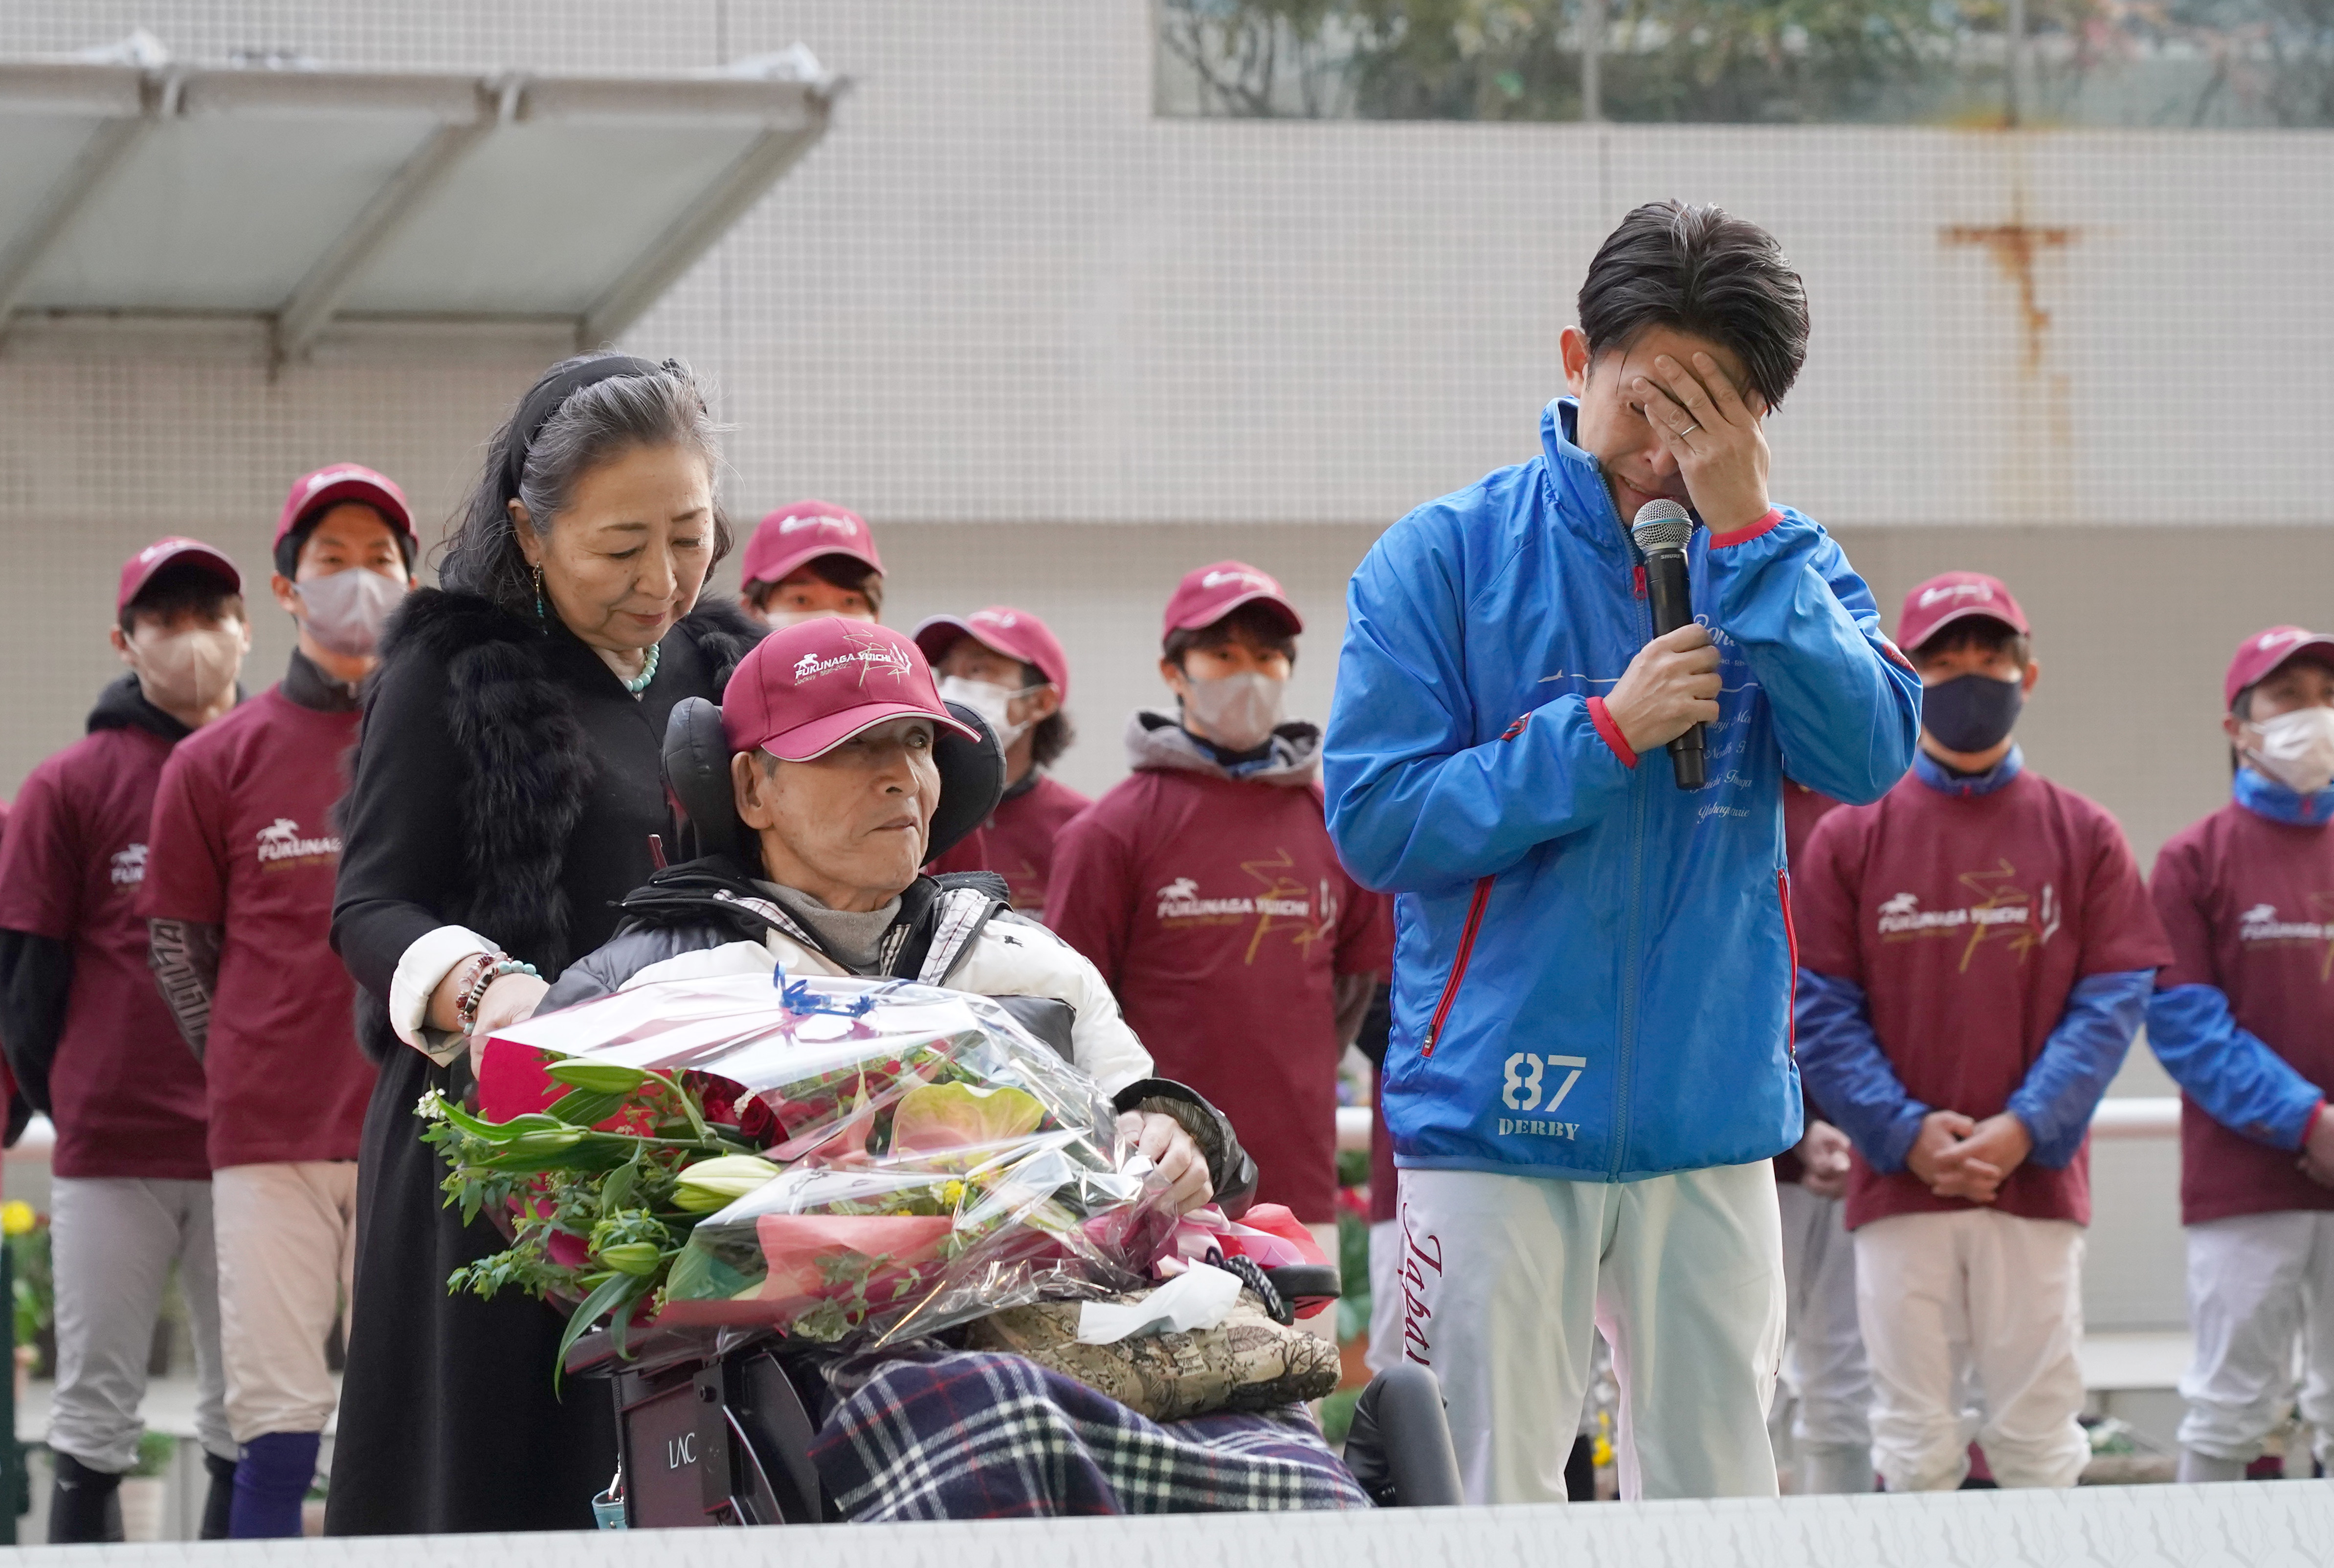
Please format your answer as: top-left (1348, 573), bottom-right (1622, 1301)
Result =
top-left (129, 624), bottom-right (244, 716)
top-left (1181, 670), bottom-right (1286, 752)
top-left (936, 675), bottom-right (1042, 750)
top-left (2243, 705), bottom-right (2334, 796)
top-left (294, 565), bottom-right (408, 657)
top-left (757, 606), bottom-right (877, 631)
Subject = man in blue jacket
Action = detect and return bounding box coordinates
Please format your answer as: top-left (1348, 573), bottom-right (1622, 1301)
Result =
top-left (1323, 200), bottom-right (1919, 1503)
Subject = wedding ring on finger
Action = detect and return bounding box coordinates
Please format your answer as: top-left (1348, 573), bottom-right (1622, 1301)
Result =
top-left (1679, 423), bottom-right (1701, 437)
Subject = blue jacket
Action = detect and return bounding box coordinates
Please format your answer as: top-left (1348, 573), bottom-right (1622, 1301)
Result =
top-left (1794, 748), bottom-right (2154, 1171)
top-left (1324, 398), bottom-right (1921, 1182)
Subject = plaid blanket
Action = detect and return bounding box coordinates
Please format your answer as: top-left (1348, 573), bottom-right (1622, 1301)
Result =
top-left (810, 1349), bottom-right (1372, 1520)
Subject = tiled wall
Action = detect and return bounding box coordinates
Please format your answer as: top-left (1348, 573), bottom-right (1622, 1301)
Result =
top-left (4, 0), bottom-right (2327, 1340)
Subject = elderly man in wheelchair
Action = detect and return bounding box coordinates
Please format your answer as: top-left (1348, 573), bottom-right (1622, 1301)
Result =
top-left (541, 617), bottom-right (1457, 1524)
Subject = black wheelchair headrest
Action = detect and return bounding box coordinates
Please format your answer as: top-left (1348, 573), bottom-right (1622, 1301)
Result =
top-left (662, 697), bottom-right (1007, 867)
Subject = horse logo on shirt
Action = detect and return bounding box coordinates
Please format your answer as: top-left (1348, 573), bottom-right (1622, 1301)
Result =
top-left (2237, 897), bottom-right (2334, 981)
top-left (1875, 861), bottom-right (2054, 972)
top-left (255, 817), bottom-right (341, 871)
top-left (1152, 857), bottom-right (1324, 963)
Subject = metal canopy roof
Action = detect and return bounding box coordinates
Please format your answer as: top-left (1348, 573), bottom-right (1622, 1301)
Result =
top-left (0, 56), bottom-right (834, 358)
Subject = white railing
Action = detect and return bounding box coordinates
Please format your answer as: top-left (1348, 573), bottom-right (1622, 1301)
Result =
top-left (5, 1103), bottom-right (2184, 1163)
top-left (1335, 1097), bottom-right (2183, 1153)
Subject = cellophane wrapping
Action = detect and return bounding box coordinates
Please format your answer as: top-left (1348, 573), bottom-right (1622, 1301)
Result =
top-left (478, 969), bottom-right (1175, 1347)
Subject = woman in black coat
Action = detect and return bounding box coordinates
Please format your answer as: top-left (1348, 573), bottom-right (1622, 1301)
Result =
top-left (325, 354), bottom-right (762, 1534)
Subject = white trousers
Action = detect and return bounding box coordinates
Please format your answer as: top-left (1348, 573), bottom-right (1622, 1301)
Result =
top-left (48, 1176), bottom-right (232, 1470)
top-left (212, 1162), bottom-right (358, 1443)
top-left (2178, 1211), bottom-right (2334, 1468)
top-left (1852, 1209), bottom-right (2089, 1491)
top-left (1394, 1163), bottom-right (1784, 1503)
top-left (1776, 1182), bottom-right (1873, 1485)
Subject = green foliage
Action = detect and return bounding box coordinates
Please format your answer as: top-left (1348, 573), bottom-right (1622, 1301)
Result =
top-left (132, 1432), bottom-right (176, 1478)
top-left (1163, 0), bottom-right (2334, 127)
top-left (1317, 1383), bottom-right (1364, 1445)
top-left (416, 1071), bottom-right (756, 1386)
top-left (1336, 1209), bottom-right (1373, 1344)
top-left (9, 1220), bottom-right (53, 1358)
top-left (1335, 1148), bottom-right (1370, 1189)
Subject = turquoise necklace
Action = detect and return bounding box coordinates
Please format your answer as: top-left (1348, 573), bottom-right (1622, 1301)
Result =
top-left (624, 643), bottom-right (661, 695)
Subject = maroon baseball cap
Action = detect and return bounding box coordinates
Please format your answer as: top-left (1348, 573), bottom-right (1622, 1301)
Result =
top-left (722, 618), bottom-right (979, 763)
top-left (911, 606), bottom-right (1070, 700)
top-left (117, 537), bottom-right (241, 611)
top-left (2224, 625), bottom-right (2334, 711)
top-left (740, 500), bottom-right (884, 590)
top-left (1161, 560), bottom-right (1302, 643)
top-left (1897, 571), bottom-right (2029, 653)
top-left (275, 463), bottom-right (415, 548)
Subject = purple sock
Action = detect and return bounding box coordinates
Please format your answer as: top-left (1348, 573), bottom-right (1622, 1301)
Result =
top-left (229, 1432), bottom-right (321, 1539)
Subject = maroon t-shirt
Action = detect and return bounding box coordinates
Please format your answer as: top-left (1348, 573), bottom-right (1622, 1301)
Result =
top-left (1774, 780), bottom-right (1845, 1185)
top-left (1047, 769), bottom-right (1394, 1222)
top-left (2153, 800), bottom-right (2334, 1226)
top-left (1795, 767), bottom-right (2171, 1230)
top-left (138, 687), bottom-right (374, 1169)
top-left (0, 726), bottom-right (209, 1180)
top-left (927, 772), bottom-right (1092, 924)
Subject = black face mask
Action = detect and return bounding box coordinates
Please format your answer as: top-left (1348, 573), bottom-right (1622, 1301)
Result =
top-left (1922, 673), bottom-right (2024, 754)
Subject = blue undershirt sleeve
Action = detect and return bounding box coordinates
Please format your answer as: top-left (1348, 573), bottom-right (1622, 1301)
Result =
top-left (1794, 968), bottom-right (1927, 1174)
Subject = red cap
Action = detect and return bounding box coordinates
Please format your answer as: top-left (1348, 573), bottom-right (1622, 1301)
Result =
top-left (1896, 571), bottom-right (2029, 653)
top-left (911, 606), bottom-right (1070, 700)
top-left (1161, 560), bottom-right (1302, 643)
top-left (2224, 625), bottom-right (2334, 711)
top-left (117, 537), bottom-right (241, 611)
top-left (739, 500), bottom-right (883, 590)
top-left (722, 618), bottom-right (979, 763)
top-left (275, 463), bottom-right (415, 548)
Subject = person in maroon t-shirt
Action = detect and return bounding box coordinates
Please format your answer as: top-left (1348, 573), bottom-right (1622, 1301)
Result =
top-left (1046, 562), bottom-right (1392, 1314)
top-left (2147, 625), bottom-right (2334, 1484)
top-left (138, 465), bottom-right (417, 1537)
top-left (1794, 572), bottom-right (2172, 1494)
top-left (0, 539), bottom-right (249, 1541)
top-left (916, 606), bottom-right (1090, 923)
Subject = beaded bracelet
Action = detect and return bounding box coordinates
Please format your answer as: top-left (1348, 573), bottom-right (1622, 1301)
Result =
top-left (456, 953), bottom-right (542, 1036)
top-left (446, 952), bottom-right (498, 1030)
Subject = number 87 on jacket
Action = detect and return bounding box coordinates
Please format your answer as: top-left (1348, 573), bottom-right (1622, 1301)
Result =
top-left (1501, 1053), bottom-right (1587, 1114)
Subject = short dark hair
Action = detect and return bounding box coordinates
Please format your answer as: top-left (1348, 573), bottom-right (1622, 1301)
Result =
top-left (745, 552), bottom-right (885, 618)
top-left (120, 561), bottom-right (244, 636)
top-left (1162, 601), bottom-right (1299, 671)
top-left (1578, 200), bottom-right (1809, 410)
top-left (274, 503), bottom-right (417, 581)
top-left (1011, 656), bottom-right (1075, 769)
top-left (1913, 617), bottom-right (2031, 672)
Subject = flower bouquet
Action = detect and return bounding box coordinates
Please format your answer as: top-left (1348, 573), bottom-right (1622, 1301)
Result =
top-left (419, 970), bottom-right (1176, 1376)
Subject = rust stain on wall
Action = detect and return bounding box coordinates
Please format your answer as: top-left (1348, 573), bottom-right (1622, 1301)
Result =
top-left (1939, 201), bottom-right (2079, 373)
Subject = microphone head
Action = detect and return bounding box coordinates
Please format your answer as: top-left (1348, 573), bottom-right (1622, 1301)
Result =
top-left (1631, 499), bottom-right (1694, 555)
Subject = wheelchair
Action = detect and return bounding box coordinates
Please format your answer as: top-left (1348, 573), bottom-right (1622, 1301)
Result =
top-left (564, 1270), bottom-right (1464, 1526)
top-left (562, 696), bottom-right (1465, 1525)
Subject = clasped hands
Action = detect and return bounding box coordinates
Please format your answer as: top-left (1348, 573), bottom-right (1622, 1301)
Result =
top-left (1905, 1109), bottom-right (2033, 1204)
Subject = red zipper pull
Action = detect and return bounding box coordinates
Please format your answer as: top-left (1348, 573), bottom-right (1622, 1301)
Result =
top-left (1633, 564), bottom-right (1647, 600)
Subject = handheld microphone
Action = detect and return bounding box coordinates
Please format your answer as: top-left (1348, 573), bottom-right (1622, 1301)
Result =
top-left (1630, 500), bottom-right (1706, 792)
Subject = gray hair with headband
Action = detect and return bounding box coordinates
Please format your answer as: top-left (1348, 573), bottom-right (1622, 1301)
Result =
top-left (439, 352), bottom-right (733, 618)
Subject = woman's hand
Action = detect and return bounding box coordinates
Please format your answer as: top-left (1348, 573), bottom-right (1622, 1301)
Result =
top-left (1117, 1110), bottom-right (1215, 1215)
top-left (465, 974), bottom-right (549, 1072)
